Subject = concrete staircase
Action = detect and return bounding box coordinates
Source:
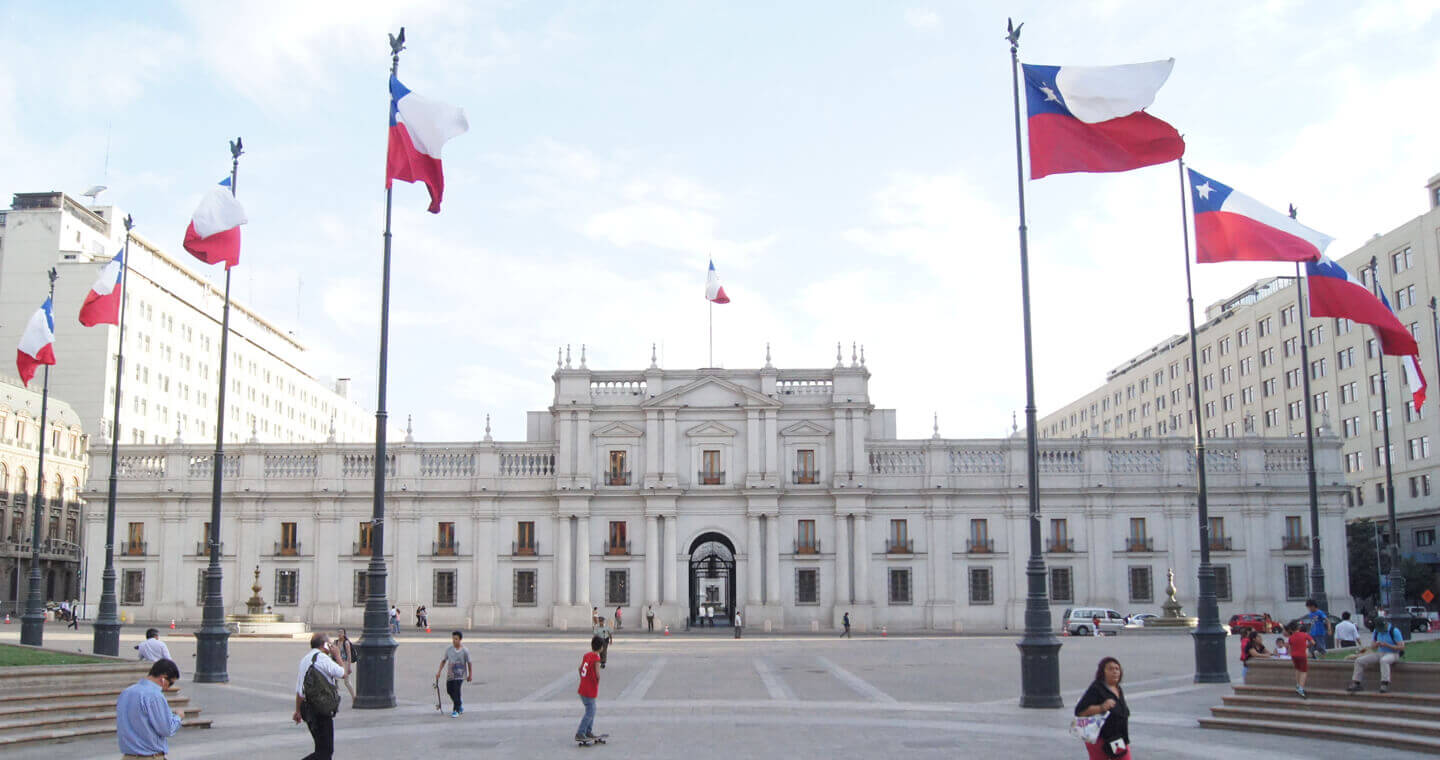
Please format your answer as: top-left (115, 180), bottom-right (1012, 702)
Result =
top-left (1200, 659), bottom-right (1440, 753)
top-left (0, 657), bottom-right (210, 750)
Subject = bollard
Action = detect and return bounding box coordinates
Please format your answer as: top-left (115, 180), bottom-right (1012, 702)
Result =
top-left (663, 625), bottom-right (670, 636)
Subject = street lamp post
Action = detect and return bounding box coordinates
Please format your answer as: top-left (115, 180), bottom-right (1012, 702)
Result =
top-left (93, 216), bottom-right (135, 656)
top-left (1367, 257), bottom-right (1411, 637)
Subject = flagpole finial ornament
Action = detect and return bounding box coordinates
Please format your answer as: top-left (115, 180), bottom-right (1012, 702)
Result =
top-left (124, 215), bottom-right (135, 232)
top-left (49, 267), bottom-right (58, 289)
top-left (389, 27), bottom-right (406, 58)
top-left (230, 137), bottom-right (244, 161)
top-left (1006, 18), bottom-right (1022, 51)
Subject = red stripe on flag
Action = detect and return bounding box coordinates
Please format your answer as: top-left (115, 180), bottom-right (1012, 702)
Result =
top-left (1027, 111), bottom-right (1184, 180)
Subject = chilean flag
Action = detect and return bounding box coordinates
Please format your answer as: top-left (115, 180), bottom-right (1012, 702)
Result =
top-left (183, 178), bottom-right (246, 269)
top-left (1022, 60), bottom-right (1185, 179)
top-left (387, 75), bottom-right (469, 214)
top-left (79, 248), bottom-right (125, 327)
top-left (1305, 256), bottom-right (1419, 356)
top-left (1189, 169), bottom-right (1332, 263)
top-left (16, 297), bottom-right (56, 387)
top-left (705, 259), bottom-right (730, 304)
top-left (1403, 354), bottom-right (1428, 410)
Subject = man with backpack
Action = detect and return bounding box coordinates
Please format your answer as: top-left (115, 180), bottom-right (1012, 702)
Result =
top-left (294, 633), bottom-right (345, 760)
top-left (1346, 615), bottom-right (1406, 694)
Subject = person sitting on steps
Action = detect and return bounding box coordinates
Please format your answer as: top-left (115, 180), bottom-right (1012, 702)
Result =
top-left (1346, 615), bottom-right (1405, 694)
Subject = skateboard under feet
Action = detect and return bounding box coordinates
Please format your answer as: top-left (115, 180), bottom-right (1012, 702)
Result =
top-left (577, 733), bottom-right (609, 747)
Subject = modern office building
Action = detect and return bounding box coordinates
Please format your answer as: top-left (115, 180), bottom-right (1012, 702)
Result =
top-left (0, 376), bottom-right (89, 612)
top-left (1039, 171), bottom-right (1440, 573)
top-left (0, 191), bottom-right (375, 447)
top-left (86, 353), bottom-right (1347, 631)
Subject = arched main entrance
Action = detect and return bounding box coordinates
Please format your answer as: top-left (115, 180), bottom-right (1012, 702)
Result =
top-left (688, 532), bottom-right (736, 627)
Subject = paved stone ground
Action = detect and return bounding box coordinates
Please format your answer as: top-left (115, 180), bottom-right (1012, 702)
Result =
top-left (5, 625), bottom-right (1436, 759)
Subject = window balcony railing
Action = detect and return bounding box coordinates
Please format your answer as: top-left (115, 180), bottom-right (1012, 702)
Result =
top-left (1125, 537), bottom-right (1155, 552)
top-left (433, 541), bottom-right (459, 556)
top-left (195, 541), bottom-right (226, 556)
top-left (966, 538), bottom-right (994, 553)
top-left (1046, 538), bottom-right (1075, 553)
top-left (1282, 534), bottom-right (1309, 551)
top-left (604, 539), bottom-right (631, 556)
top-left (274, 541), bottom-right (301, 556)
top-left (698, 470), bottom-right (726, 486)
top-left (1209, 536), bottom-right (1233, 551)
top-left (14, 494), bottom-right (27, 507)
top-left (794, 539), bottom-right (821, 554)
top-left (606, 471), bottom-right (632, 486)
top-left (792, 469), bottom-right (819, 485)
top-left (353, 542), bottom-right (373, 556)
top-left (122, 541), bottom-right (147, 556)
top-left (886, 538), bottom-right (914, 554)
top-left (513, 540), bottom-right (538, 556)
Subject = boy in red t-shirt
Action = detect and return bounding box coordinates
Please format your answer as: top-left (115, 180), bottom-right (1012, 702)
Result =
top-left (1287, 623), bottom-right (1314, 698)
top-left (575, 635), bottom-right (603, 742)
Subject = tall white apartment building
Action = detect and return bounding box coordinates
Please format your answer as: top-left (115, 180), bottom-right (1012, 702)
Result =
top-left (0, 192), bottom-right (375, 446)
top-left (1039, 172), bottom-right (1440, 574)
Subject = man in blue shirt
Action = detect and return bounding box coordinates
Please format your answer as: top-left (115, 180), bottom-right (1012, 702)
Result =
top-left (1346, 616), bottom-right (1406, 693)
top-left (116, 658), bottom-right (183, 758)
top-left (1303, 599), bottom-right (1328, 657)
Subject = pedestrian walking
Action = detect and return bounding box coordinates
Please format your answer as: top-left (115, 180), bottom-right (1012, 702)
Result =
top-left (574, 635), bottom-right (603, 744)
top-left (1074, 657), bottom-right (1131, 759)
top-left (66, 598), bottom-right (79, 629)
top-left (706, 605), bottom-right (714, 627)
top-left (1286, 622), bottom-right (1314, 698)
top-left (116, 658), bottom-right (183, 759)
top-left (840, 611), bottom-right (852, 638)
top-left (591, 606), bottom-right (600, 626)
top-left (388, 605), bottom-right (400, 635)
top-left (593, 616), bottom-right (612, 668)
top-left (136, 628), bottom-right (174, 663)
top-left (416, 605), bottom-right (428, 629)
top-left (1335, 611), bottom-right (1361, 649)
top-left (1345, 615), bottom-right (1405, 693)
top-left (293, 633), bottom-right (345, 760)
top-left (435, 630), bottom-right (472, 717)
top-left (615, 606), bottom-right (623, 631)
top-left (335, 628), bottom-right (357, 699)
top-left (733, 610), bottom-right (743, 639)
top-left (1091, 615), bottom-right (1103, 637)
top-left (646, 605), bottom-right (655, 633)
top-left (1303, 599), bottom-right (1328, 658)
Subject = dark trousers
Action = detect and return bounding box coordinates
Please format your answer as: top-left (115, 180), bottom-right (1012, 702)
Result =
top-left (647, 616), bottom-right (654, 632)
top-left (599, 640), bottom-right (609, 665)
top-left (446, 679), bottom-right (463, 711)
top-left (841, 625), bottom-right (851, 638)
top-left (301, 702), bottom-right (334, 760)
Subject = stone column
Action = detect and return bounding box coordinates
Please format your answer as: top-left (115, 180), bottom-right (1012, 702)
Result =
top-left (644, 515), bottom-right (659, 606)
top-left (747, 514), bottom-right (763, 604)
top-left (663, 517), bottom-right (679, 605)
top-left (929, 512), bottom-right (949, 602)
top-left (854, 512), bottom-right (870, 603)
top-left (555, 515), bottom-right (572, 607)
top-left (575, 516), bottom-right (591, 606)
top-left (834, 514), bottom-right (851, 605)
top-left (765, 513), bottom-right (781, 605)
top-left (471, 516), bottom-right (496, 625)
top-left (645, 411), bottom-right (660, 482)
top-left (746, 410), bottom-right (761, 483)
top-left (159, 515), bottom-right (185, 622)
top-left (663, 411), bottom-right (678, 482)
top-left (396, 513), bottom-right (419, 610)
top-left (764, 410), bottom-right (779, 477)
top-left (312, 512), bottom-right (340, 625)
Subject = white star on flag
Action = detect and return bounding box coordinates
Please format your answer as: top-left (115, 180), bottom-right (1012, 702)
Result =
top-left (1040, 85), bottom-right (1059, 102)
top-left (1195, 181), bottom-right (1214, 200)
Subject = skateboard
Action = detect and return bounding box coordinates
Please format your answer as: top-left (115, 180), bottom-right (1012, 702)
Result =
top-left (434, 679), bottom-right (442, 711)
top-left (577, 734), bottom-right (609, 746)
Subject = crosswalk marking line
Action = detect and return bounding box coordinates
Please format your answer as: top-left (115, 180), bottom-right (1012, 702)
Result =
top-left (753, 657), bottom-right (797, 701)
top-left (617, 657), bottom-right (668, 702)
top-left (519, 669), bottom-right (576, 703)
top-left (814, 655), bottom-right (897, 703)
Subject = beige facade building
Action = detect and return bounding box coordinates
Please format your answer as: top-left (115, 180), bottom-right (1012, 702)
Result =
top-left (1040, 172), bottom-right (1440, 573)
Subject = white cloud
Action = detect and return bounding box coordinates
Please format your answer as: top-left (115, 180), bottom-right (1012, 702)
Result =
top-left (903, 8), bottom-right (942, 32)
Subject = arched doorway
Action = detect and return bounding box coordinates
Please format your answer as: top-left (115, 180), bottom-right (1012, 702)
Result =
top-left (688, 532), bottom-right (736, 627)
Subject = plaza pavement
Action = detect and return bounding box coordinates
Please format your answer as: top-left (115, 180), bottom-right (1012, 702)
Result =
top-left (5, 625), bottom-right (1436, 759)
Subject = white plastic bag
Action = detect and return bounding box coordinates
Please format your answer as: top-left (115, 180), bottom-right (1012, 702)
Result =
top-left (1070, 711), bottom-right (1109, 744)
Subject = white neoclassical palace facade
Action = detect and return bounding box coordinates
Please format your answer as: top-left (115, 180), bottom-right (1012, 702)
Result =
top-left (83, 355), bottom-right (1351, 632)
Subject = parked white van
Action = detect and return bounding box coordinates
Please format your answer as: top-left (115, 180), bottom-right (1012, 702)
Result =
top-left (1061, 608), bottom-right (1127, 636)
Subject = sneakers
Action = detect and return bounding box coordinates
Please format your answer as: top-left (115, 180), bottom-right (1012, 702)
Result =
top-left (1295, 686), bottom-right (1307, 699)
top-left (450, 710), bottom-right (460, 718)
top-left (457, 707), bottom-right (464, 715)
top-left (1346, 681), bottom-right (1363, 693)
top-left (575, 734), bottom-right (588, 743)
top-left (1379, 681), bottom-right (1390, 694)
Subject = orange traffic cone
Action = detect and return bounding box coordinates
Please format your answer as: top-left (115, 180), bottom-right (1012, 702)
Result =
top-left (169, 619), bottom-right (176, 630)
top-left (881, 625), bottom-right (887, 637)
top-left (3, 613), bottom-right (9, 624)
top-left (425, 626), bottom-right (431, 633)
top-left (663, 625), bottom-right (670, 636)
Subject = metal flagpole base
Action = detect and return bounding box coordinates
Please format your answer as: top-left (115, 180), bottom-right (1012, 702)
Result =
top-left (1017, 559), bottom-right (1062, 708)
top-left (92, 619), bottom-right (121, 657)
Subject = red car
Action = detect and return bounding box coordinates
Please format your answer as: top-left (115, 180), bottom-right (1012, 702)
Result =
top-left (1228, 613), bottom-right (1283, 635)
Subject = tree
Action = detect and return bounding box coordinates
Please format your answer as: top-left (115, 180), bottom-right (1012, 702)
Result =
top-left (1347, 520), bottom-right (1382, 604)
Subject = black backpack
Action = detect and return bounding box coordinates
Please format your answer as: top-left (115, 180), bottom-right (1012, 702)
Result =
top-left (303, 652), bottom-right (341, 717)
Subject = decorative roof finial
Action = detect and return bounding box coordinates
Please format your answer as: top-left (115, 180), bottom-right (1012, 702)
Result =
top-left (932, 412), bottom-right (940, 439)
top-left (557, 347), bottom-right (563, 369)
top-left (835, 342), bottom-right (843, 368)
top-left (764, 342), bottom-right (773, 369)
top-left (327, 412), bottom-right (336, 443)
top-left (484, 413), bottom-right (493, 442)
top-left (859, 344), bottom-right (866, 366)
top-left (1012, 411), bottom-right (1019, 434)
top-left (174, 421), bottom-right (183, 446)
top-left (404, 414), bottom-right (414, 443)
top-left (565, 344), bottom-right (572, 368)
top-left (851, 341), bottom-right (858, 367)
top-left (580, 343), bottom-right (587, 368)
top-left (650, 342), bottom-right (658, 369)
top-left (249, 420), bottom-right (259, 443)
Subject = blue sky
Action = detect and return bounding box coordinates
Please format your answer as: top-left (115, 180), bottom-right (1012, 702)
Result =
top-left (3, 0), bottom-right (1438, 441)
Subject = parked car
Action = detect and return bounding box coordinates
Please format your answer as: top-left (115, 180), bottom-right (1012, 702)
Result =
top-left (1061, 608), bottom-right (1127, 636)
top-left (1228, 613), bottom-right (1283, 635)
top-left (1406, 606), bottom-right (1436, 632)
top-left (1126, 613), bottom-right (1159, 627)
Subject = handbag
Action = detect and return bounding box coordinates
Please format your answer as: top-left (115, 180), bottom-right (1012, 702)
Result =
top-left (1069, 711), bottom-right (1108, 744)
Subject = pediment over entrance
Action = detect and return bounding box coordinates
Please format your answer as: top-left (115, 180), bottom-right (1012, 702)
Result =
top-left (780, 420), bottom-right (831, 437)
top-left (642, 375), bottom-right (781, 410)
top-left (684, 421), bottom-right (738, 438)
top-left (591, 421), bottom-right (644, 438)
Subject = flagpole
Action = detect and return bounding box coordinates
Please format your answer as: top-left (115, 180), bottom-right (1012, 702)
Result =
top-left (1289, 217), bottom-right (1329, 635)
top-left (20, 269), bottom-right (58, 647)
top-left (1006, 18), bottom-right (1062, 709)
top-left (1175, 159), bottom-right (1229, 682)
top-left (709, 300), bottom-right (713, 367)
top-left (195, 139), bottom-right (243, 683)
top-left (1367, 257), bottom-right (1411, 637)
top-left (92, 217), bottom-right (134, 656)
top-left (355, 27), bottom-right (406, 710)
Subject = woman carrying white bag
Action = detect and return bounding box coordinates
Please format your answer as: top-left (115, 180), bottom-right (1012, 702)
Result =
top-left (1073, 657), bottom-right (1131, 759)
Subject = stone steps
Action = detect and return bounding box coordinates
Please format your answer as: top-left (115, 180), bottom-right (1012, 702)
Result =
top-left (1209, 704), bottom-right (1440, 739)
top-left (1222, 692), bottom-right (1440, 721)
top-left (1234, 684), bottom-right (1440, 708)
top-left (0, 693), bottom-right (192, 719)
top-left (1198, 716), bottom-right (1440, 754)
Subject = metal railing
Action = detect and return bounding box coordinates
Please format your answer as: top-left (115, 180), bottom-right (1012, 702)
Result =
top-left (353, 542), bottom-right (373, 556)
top-left (432, 541), bottom-right (459, 556)
top-left (1045, 538), bottom-right (1075, 553)
top-left (274, 541), bottom-right (301, 556)
top-left (792, 469), bottom-right (819, 484)
top-left (606, 471), bottom-right (632, 486)
top-left (1282, 534), bottom-right (1309, 551)
top-left (966, 538), bottom-right (994, 553)
top-left (697, 470), bottom-right (726, 485)
top-left (512, 540), bottom-right (538, 556)
top-left (886, 538), bottom-right (914, 554)
top-left (121, 540), bottom-right (147, 556)
top-left (604, 539), bottom-right (631, 556)
top-left (794, 539), bottom-right (821, 554)
top-left (195, 542), bottom-right (226, 556)
top-left (1209, 536), bottom-right (1233, 551)
top-left (1125, 537), bottom-right (1155, 552)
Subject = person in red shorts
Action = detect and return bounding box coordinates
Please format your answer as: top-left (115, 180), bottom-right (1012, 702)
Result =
top-left (1287, 621), bottom-right (1314, 698)
top-left (574, 635), bottom-right (603, 743)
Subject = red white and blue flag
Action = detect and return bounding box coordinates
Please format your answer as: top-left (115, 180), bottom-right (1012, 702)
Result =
top-left (705, 259), bottom-right (730, 304)
top-left (1189, 169), bottom-right (1332, 263)
top-left (79, 248), bottom-right (125, 327)
top-left (1305, 257), bottom-right (1418, 356)
top-left (1021, 60), bottom-right (1185, 179)
top-left (183, 177), bottom-right (246, 269)
top-left (387, 75), bottom-right (469, 214)
top-left (16, 297), bottom-right (56, 387)
top-left (1402, 354), bottom-right (1427, 410)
